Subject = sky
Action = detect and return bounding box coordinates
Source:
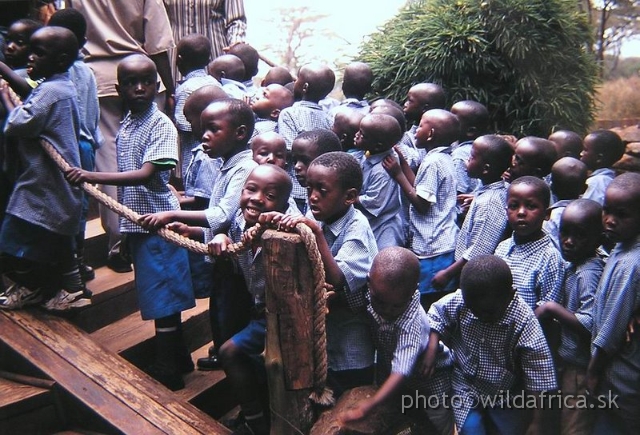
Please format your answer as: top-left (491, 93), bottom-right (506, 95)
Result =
top-left (244, 0), bottom-right (409, 71)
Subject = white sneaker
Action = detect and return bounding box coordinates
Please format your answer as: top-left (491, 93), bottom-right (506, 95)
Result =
top-left (41, 289), bottom-right (91, 311)
top-left (0, 282), bottom-right (44, 309)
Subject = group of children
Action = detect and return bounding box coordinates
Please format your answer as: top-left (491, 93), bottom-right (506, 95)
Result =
top-left (0, 11), bottom-right (638, 435)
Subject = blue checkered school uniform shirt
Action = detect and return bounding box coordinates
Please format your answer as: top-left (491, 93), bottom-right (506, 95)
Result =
top-left (543, 199), bottom-right (572, 251)
top-left (557, 257), bottom-right (603, 368)
top-left (4, 72), bottom-right (83, 236)
top-left (309, 206), bottom-right (377, 371)
top-left (184, 145), bottom-right (221, 200)
top-left (397, 126), bottom-right (422, 171)
top-left (116, 103), bottom-right (179, 233)
top-left (451, 141), bottom-right (480, 194)
top-left (494, 234), bottom-right (565, 310)
top-left (70, 58), bottom-right (103, 149)
top-left (250, 118), bottom-right (277, 141)
top-left (455, 180), bottom-right (509, 261)
top-left (328, 98), bottom-right (370, 117)
top-left (409, 147), bottom-right (458, 258)
top-left (355, 149), bottom-right (404, 249)
top-left (428, 290), bottom-right (558, 429)
top-left (278, 101), bottom-right (333, 200)
top-left (591, 236), bottom-right (640, 409)
top-left (174, 69), bottom-right (221, 132)
top-left (368, 290), bottom-right (451, 395)
top-left (204, 149), bottom-right (257, 239)
top-left (228, 210), bottom-right (265, 306)
top-left (582, 168), bottom-right (616, 206)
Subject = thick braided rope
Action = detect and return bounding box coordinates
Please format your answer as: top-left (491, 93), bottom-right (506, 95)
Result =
top-left (293, 223), bottom-right (333, 406)
top-left (42, 139), bottom-right (331, 403)
top-left (40, 139), bottom-right (209, 255)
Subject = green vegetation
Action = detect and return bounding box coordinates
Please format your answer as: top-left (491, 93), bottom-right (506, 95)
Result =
top-left (358, 0), bottom-right (599, 136)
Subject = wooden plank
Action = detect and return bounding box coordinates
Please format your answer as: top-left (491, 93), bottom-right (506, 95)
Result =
top-left (0, 377), bottom-right (51, 418)
top-left (0, 312), bottom-right (163, 435)
top-left (0, 309), bottom-right (230, 435)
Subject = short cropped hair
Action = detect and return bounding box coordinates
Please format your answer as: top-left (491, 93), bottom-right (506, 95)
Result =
top-left (295, 129), bottom-right (342, 154)
top-left (310, 151), bottom-right (363, 191)
top-left (216, 98), bottom-right (256, 140)
top-left (509, 175), bottom-right (551, 206)
top-left (460, 255), bottom-right (513, 296)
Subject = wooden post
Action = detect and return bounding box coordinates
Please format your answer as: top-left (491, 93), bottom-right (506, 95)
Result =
top-left (262, 230), bottom-right (316, 435)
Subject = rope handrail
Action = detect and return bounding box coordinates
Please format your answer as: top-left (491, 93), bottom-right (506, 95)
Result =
top-left (41, 138), bottom-right (332, 405)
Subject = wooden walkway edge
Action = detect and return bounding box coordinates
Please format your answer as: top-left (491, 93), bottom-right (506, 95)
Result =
top-left (0, 309), bottom-right (230, 435)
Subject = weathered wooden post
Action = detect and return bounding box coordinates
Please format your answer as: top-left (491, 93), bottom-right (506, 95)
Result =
top-left (262, 229), bottom-right (318, 434)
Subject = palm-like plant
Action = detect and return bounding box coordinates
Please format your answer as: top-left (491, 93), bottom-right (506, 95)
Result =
top-left (358, 0), bottom-right (599, 137)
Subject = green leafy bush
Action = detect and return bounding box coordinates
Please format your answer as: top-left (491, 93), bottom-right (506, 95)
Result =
top-left (358, 0), bottom-right (599, 137)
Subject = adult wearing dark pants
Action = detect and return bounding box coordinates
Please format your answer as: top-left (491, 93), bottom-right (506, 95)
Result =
top-left (69, 0), bottom-right (175, 272)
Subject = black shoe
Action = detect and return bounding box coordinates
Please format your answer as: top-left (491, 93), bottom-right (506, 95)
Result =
top-left (145, 364), bottom-right (185, 391)
top-left (79, 262), bottom-right (95, 282)
top-left (107, 255), bottom-right (133, 273)
top-left (197, 354), bottom-right (221, 371)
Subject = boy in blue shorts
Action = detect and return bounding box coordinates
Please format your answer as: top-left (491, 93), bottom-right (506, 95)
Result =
top-left (587, 172), bottom-right (640, 434)
top-left (432, 134), bottom-right (513, 291)
top-left (65, 54), bottom-right (195, 390)
top-left (535, 199), bottom-right (604, 434)
top-left (384, 109), bottom-right (460, 309)
top-left (209, 164), bottom-right (293, 435)
top-left (262, 152), bottom-right (378, 397)
top-left (140, 98), bottom-right (257, 371)
top-left (0, 27), bottom-right (86, 311)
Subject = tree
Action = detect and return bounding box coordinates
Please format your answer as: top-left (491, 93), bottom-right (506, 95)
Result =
top-left (579, 1), bottom-right (640, 72)
top-left (358, 0), bottom-right (599, 137)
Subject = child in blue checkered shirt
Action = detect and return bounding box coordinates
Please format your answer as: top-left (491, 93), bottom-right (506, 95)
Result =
top-left (579, 129), bottom-right (625, 206)
top-left (397, 83), bottom-right (446, 171)
top-left (587, 172), bottom-right (640, 434)
top-left (261, 152), bottom-right (378, 397)
top-left (384, 109), bottom-right (460, 309)
top-left (535, 199), bottom-right (604, 435)
top-left (66, 54), bottom-right (195, 391)
top-left (173, 34), bottom-right (220, 180)
top-left (278, 63), bottom-right (335, 208)
top-left (424, 255), bottom-right (557, 434)
top-left (340, 247), bottom-right (453, 435)
top-left (139, 98), bottom-right (258, 372)
top-left (352, 113), bottom-right (405, 249)
top-left (432, 134), bottom-right (513, 291)
top-left (494, 176), bottom-right (564, 311)
top-left (0, 27), bottom-right (87, 312)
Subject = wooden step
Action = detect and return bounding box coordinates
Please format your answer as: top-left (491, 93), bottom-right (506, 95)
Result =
top-left (71, 266), bottom-right (137, 333)
top-left (0, 308), bottom-right (230, 434)
top-left (90, 298), bottom-right (212, 369)
top-left (0, 373), bottom-right (59, 434)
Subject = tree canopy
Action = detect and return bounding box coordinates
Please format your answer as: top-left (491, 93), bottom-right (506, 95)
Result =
top-left (358, 0), bottom-right (600, 136)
